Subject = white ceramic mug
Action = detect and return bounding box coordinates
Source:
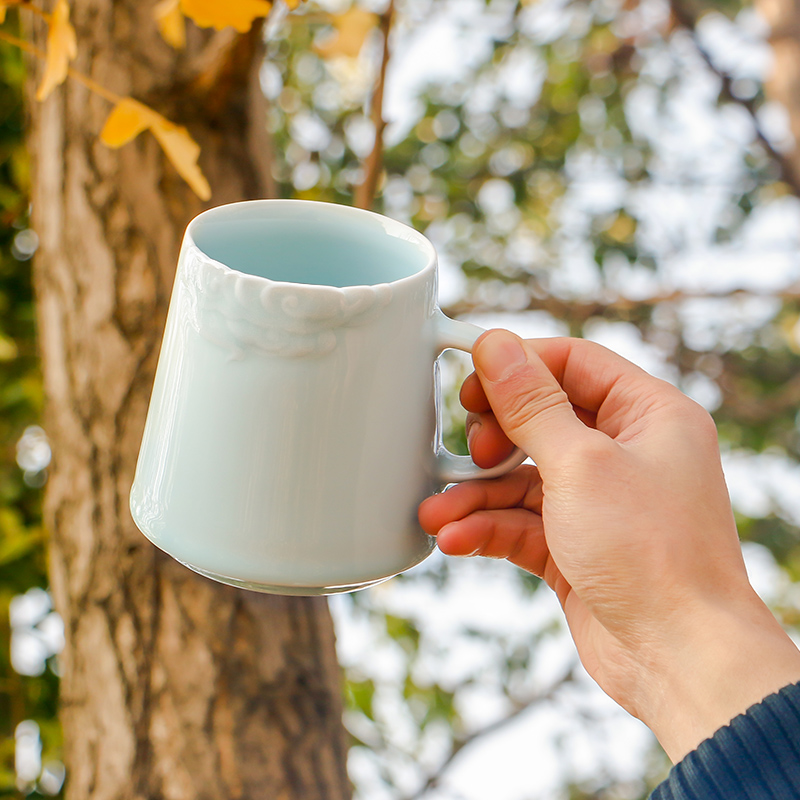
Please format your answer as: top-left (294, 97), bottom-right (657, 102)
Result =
top-left (129, 200), bottom-right (525, 595)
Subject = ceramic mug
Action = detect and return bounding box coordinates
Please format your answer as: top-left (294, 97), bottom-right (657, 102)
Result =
top-left (129, 200), bottom-right (526, 595)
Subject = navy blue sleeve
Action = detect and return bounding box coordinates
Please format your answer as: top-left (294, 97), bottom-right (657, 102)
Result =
top-left (650, 682), bottom-right (800, 799)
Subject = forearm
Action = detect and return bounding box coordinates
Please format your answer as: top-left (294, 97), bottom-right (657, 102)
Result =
top-left (640, 588), bottom-right (800, 762)
top-left (650, 679), bottom-right (800, 799)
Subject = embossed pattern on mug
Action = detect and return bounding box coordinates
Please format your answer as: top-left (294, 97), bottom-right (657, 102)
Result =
top-left (181, 245), bottom-right (395, 359)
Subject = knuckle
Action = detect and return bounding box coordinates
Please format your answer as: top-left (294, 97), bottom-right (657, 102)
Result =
top-left (572, 433), bottom-right (617, 465)
top-left (561, 433), bottom-right (618, 477)
top-left (665, 395), bottom-right (719, 446)
top-left (496, 375), bottom-right (570, 435)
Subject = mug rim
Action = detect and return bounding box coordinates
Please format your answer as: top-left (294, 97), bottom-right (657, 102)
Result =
top-left (184, 199), bottom-right (438, 290)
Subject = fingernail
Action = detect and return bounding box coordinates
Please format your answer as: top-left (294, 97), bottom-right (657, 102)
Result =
top-left (476, 330), bottom-right (527, 382)
top-left (466, 419), bottom-right (481, 453)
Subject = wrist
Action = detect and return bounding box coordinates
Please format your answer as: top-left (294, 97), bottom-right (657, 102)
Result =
top-left (640, 590), bottom-right (800, 762)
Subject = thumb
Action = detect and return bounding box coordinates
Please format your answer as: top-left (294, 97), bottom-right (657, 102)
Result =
top-left (472, 330), bottom-right (589, 467)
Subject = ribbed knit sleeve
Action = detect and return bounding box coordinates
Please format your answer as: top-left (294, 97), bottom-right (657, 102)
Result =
top-left (650, 681), bottom-right (800, 799)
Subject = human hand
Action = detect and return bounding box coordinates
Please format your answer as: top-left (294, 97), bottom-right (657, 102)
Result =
top-left (419, 330), bottom-right (800, 761)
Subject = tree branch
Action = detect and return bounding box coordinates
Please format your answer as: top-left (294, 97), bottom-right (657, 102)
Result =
top-left (443, 285), bottom-right (800, 325)
top-left (0, 28), bottom-right (121, 103)
top-left (401, 669), bottom-right (577, 800)
top-left (354, 0), bottom-right (394, 210)
top-left (673, 344), bottom-right (800, 424)
top-left (667, 0), bottom-right (800, 197)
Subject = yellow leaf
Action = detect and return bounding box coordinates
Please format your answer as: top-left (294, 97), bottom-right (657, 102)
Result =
top-left (36, 0), bottom-right (78, 101)
top-left (100, 98), bottom-right (211, 200)
top-left (99, 98), bottom-right (153, 147)
top-left (179, 0), bottom-right (272, 33)
top-left (314, 8), bottom-right (378, 60)
top-left (0, 4), bottom-right (6, 24)
top-left (149, 119), bottom-right (211, 201)
top-left (155, 0), bottom-right (186, 49)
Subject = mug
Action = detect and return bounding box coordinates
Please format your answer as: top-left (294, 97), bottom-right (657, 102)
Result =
top-left (129, 200), bottom-right (525, 595)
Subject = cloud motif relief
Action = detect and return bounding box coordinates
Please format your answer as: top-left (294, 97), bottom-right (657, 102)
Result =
top-left (181, 246), bottom-right (393, 359)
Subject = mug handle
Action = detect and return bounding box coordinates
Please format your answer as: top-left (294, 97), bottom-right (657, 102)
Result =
top-left (434, 310), bottom-right (529, 483)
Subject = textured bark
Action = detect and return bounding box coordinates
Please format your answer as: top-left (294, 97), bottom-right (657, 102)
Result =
top-left (27, 3), bottom-right (350, 799)
top-left (758, 0), bottom-right (800, 185)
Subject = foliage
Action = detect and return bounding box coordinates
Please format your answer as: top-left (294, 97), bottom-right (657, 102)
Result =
top-left (99, 98), bottom-right (210, 201)
top-left (34, 0), bottom-right (75, 101)
top-left (263, 0), bottom-right (800, 796)
top-left (0, 12), bottom-right (60, 796)
top-left (0, 0), bottom-right (313, 201)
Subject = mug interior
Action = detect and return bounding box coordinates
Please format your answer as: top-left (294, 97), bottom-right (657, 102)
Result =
top-left (188, 201), bottom-right (434, 288)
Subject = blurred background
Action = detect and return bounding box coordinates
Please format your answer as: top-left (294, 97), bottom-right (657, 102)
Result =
top-left (3, 0), bottom-right (800, 797)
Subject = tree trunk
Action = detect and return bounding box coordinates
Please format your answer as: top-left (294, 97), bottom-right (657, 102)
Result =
top-left (757, 0), bottom-right (800, 185)
top-left (27, 3), bottom-right (351, 798)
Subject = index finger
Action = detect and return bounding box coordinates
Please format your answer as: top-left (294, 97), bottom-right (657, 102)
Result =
top-left (525, 338), bottom-right (683, 439)
top-left (470, 333), bottom-right (688, 465)
top-left (462, 368), bottom-right (599, 430)
top-left (460, 371), bottom-right (491, 413)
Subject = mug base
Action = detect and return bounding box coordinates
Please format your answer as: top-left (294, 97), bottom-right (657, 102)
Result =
top-left (180, 560), bottom-right (395, 596)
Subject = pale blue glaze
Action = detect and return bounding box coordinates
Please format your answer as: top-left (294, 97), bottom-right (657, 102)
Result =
top-left (129, 200), bottom-right (525, 594)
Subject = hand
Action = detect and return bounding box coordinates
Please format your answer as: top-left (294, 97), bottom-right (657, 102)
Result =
top-left (419, 330), bottom-right (800, 761)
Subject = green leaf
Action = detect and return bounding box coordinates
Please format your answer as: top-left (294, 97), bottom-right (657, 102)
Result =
top-left (346, 678), bottom-right (376, 720)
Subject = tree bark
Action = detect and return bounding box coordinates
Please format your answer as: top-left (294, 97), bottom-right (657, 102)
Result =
top-left (27, 3), bottom-right (350, 798)
top-left (758, 0), bottom-right (800, 186)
